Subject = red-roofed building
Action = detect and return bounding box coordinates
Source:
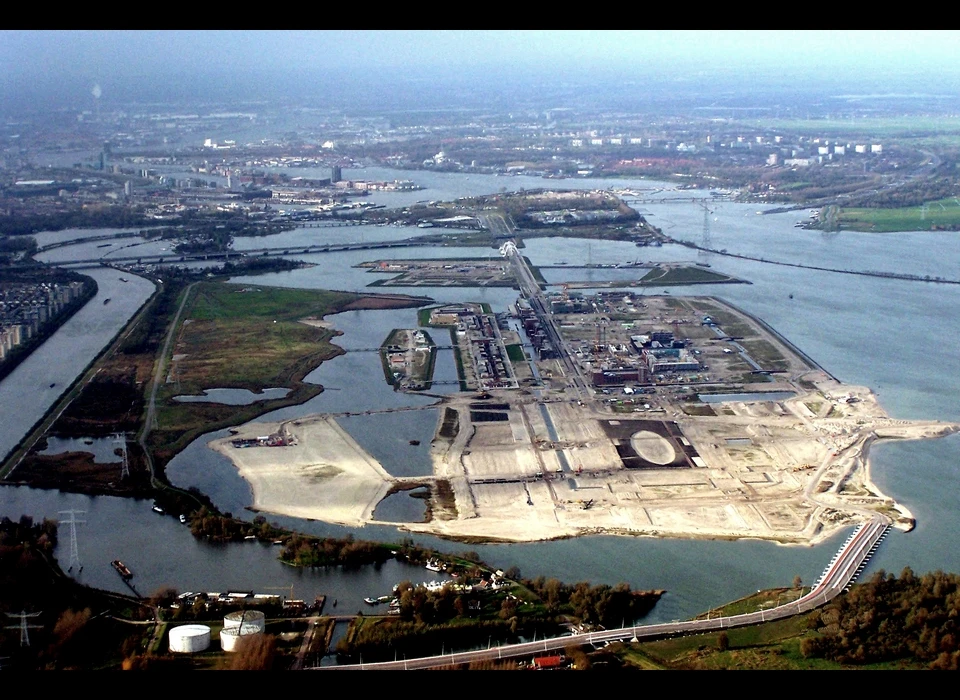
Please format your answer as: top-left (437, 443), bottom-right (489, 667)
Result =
top-left (532, 655), bottom-right (564, 669)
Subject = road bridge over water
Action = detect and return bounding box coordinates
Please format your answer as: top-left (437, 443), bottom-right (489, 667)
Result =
top-left (316, 516), bottom-right (890, 670)
top-left (29, 239), bottom-right (431, 270)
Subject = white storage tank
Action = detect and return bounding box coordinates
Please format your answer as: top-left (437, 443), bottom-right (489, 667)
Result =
top-left (220, 624), bottom-right (264, 652)
top-left (169, 624), bottom-right (211, 653)
top-left (223, 610), bottom-right (265, 632)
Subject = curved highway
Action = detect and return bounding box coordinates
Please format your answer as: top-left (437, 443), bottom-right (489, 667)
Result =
top-left (316, 516), bottom-right (889, 670)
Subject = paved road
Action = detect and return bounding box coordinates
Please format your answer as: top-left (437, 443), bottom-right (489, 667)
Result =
top-left (138, 281), bottom-right (196, 488)
top-left (315, 516), bottom-right (889, 670)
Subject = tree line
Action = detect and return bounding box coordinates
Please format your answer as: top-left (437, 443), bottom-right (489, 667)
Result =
top-left (801, 567), bottom-right (960, 669)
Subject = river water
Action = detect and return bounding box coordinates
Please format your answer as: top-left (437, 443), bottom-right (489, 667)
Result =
top-left (0, 267), bottom-right (155, 464)
top-left (4, 169), bottom-right (960, 623)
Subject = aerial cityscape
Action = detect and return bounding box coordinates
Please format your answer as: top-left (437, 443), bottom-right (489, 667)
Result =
top-left (2, 30), bottom-right (960, 670)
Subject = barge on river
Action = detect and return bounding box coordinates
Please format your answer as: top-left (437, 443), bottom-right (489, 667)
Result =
top-left (112, 560), bottom-right (133, 580)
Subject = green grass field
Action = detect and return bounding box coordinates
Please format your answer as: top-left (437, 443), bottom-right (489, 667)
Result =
top-left (505, 344), bottom-right (526, 362)
top-left (837, 196), bottom-right (960, 231)
top-left (169, 283), bottom-right (357, 392)
top-left (149, 282), bottom-right (363, 461)
top-left (751, 115), bottom-right (960, 139)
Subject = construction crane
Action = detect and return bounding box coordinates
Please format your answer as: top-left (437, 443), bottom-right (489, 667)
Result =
top-left (265, 584), bottom-right (294, 604)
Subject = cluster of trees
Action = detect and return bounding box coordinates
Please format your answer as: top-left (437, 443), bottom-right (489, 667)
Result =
top-left (801, 568), bottom-right (960, 669)
top-left (496, 191), bottom-right (639, 228)
top-left (135, 217), bottom-right (292, 255)
top-left (0, 515), bottom-right (57, 552)
top-left (54, 371), bottom-right (143, 436)
top-left (0, 207), bottom-right (153, 236)
top-left (760, 166), bottom-right (877, 203)
top-left (337, 573), bottom-right (661, 663)
top-left (280, 533), bottom-right (393, 568)
top-left (0, 234), bottom-right (38, 259)
top-left (364, 202), bottom-right (456, 226)
top-left (216, 257), bottom-right (304, 275)
top-left (845, 177), bottom-right (959, 210)
top-left (391, 580), bottom-right (484, 625)
top-left (187, 509), bottom-right (284, 543)
top-left (118, 277), bottom-right (187, 356)
top-left (524, 577), bottom-right (661, 629)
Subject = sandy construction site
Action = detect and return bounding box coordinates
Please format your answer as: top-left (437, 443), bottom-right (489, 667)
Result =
top-left (210, 371), bottom-right (958, 544)
top-left (209, 294), bottom-right (960, 545)
top-left (210, 415), bottom-right (393, 527)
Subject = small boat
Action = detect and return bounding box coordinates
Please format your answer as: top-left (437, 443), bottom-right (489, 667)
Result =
top-left (112, 560), bottom-right (133, 580)
top-left (179, 514), bottom-right (187, 524)
top-left (409, 439), bottom-right (420, 446)
top-left (49, 383), bottom-right (56, 388)
top-left (152, 505), bottom-right (164, 514)
top-left (103, 298), bottom-right (111, 305)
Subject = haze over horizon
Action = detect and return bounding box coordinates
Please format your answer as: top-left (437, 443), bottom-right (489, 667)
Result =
top-left (3, 30), bottom-right (960, 114)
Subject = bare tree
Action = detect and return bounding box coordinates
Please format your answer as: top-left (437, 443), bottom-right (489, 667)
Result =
top-left (228, 634), bottom-right (277, 670)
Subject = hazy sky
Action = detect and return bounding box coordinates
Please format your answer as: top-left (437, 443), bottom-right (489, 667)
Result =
top-left (4, 30), bottom-right (959, 75)
top-left (3, 30), bottom-right (959, 110)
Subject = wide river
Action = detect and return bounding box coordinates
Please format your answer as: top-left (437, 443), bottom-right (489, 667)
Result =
top-left (4, 168), bottom-right (960, 625)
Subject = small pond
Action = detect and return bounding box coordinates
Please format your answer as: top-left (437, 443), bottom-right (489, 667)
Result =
top-left (173, 388), bottom-right (292, 405)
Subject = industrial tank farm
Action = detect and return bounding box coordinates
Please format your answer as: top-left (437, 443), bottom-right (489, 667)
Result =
top-left (220, 610), bottom-right (266, 652)
top-left (169, 624), bottom-right (211, 653)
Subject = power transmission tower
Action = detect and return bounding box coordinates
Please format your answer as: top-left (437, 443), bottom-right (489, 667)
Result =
top-left (4, 611), bottom-right (42, 647)
top-left (113, 433), bottom-right (129, 479)
top-left (699, 201), bottom-right (713, 253)
top-left (58, 510), bottom-right (85, 572)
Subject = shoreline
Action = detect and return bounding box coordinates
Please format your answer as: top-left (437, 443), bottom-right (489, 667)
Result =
top-left (207, 402), bottom-right (959, 546)
top-left (202, 293), bottom-right (960, 548)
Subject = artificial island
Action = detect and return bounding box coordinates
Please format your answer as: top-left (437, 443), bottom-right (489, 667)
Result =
top-left (210, 234), bottom-right (958, 546)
